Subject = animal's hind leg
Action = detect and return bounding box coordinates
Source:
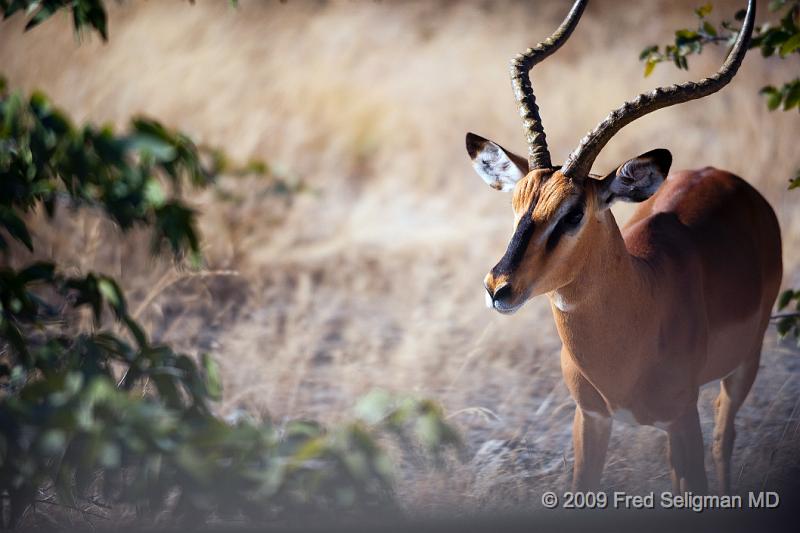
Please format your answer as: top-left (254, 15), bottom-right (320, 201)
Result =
top-left (712, 349), bottom-right (760, 495)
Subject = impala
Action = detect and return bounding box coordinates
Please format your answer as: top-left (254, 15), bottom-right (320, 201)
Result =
top-left (467, 0), bottom-right (781, 494)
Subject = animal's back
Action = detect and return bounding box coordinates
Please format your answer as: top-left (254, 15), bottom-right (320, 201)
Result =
top-left (623, 168), bottom-right (782, 381)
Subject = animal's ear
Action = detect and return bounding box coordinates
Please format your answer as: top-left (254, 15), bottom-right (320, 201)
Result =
top-left (595, 148), bottom-right (672, 210)
top-left (466, 132), bottom-right (527, 192)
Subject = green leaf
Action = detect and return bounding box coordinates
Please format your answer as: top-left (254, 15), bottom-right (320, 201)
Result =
top-left (639, 45), bottom-right (658, 61)
top-left (778, 289), bottom-right (795, 310)
top-left (0, 207), bottom-right (33, 251)
top-left (762, 29), bottom-right (793, 49)
top-left (153, 202), bottom-right (200, 255)
top-left (777, 316), bottom-right (795, 337)
top-left (675, 29), bottom-right (701, 46)
top-left (415, 412), bottom-right (443, 450)
top-left (23, 3), bottom-right (58, 32)
top-left (144, 178), bottom-right (167, 207)
top-left (355, 390), bottom-right (394, 425)
top-left (2, 1), bottom-right (27, 20)
top-left (769, 0), bottom-right (788, 12)
top-left (695, 2), bottom-right (713, 18)
top-left (779, 7), bottom-right (798, 33)
top-left (201, 353), bottom-right (222, 401)
top-left (702, 21), bottom-right (717, 37)
top-left (779, 33), bottom-right (800, 56)
top-left (760, 86), bottom-right (783, 110)
top-left (17, 262), bottom-right (55, 284)
top-left (644, 59), bottom-right (657, 77)
top-left (123, 316), bottom-right (149, 349)
top-left (98, 277), bottom-right (127, 316)
top-left (790, 169), bottom-right (800, 190)
top-left (125, 134), bottom-right (177, 162)
top-left (783, 81), bottom-right (800, 110)
top-left (75, 0), bottom-right (109, 41)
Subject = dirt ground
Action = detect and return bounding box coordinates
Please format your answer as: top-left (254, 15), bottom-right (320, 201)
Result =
top-left (1, 0), bottom-right (799, 518)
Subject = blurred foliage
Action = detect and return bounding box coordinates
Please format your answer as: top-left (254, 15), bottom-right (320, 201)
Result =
top-left (0, 82), bottom-right (211, 262)
top-left (776, 288), bottom-right (800, 339)
top-left (760, 78), bottom-right (800, 112)
top-left (639, 2), bottom-right (800, 339)
top-left (1, 0), bottom-right (110, 40)
top-left (0, 1), bottom-right (460, 528)
top-left (0, 0), bottom-right (240, 42)
top-left (0, 76), bottom-right (459, 531)
top-left (639, 1), bottom-right (800, 112)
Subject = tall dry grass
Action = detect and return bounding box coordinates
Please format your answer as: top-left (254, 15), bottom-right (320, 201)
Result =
top-left (1, 0), bottom-right (799, 513)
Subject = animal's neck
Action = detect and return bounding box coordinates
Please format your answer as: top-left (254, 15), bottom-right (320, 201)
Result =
top-left (548, 209), bottom-right (653, 382)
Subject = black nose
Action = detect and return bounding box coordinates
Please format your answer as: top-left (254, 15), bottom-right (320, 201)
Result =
top-left (493, 283), bottom-right (512, 304)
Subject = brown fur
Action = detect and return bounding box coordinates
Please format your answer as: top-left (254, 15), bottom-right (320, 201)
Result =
top-left (485, 165), bottom-right (782, 494)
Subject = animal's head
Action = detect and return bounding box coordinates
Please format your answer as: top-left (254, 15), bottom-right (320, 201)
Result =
top-left (467, 0), bottom-right (754, 314)
top-left (469, 134), bottom-right (671, 313)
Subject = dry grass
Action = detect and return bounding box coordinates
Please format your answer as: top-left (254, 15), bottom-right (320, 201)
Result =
top-left (2, 0), bottom-right (800, 518)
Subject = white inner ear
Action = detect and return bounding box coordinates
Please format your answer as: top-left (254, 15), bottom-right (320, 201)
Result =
top-left (472, 143), bottom-right (524, 192)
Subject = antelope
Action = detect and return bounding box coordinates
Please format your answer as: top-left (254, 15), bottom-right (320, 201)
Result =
top-left (467, 0), bottom-right (781, 494)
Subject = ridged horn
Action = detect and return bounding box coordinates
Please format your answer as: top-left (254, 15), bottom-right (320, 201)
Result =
top-left (561, 0), bottom-right (755, 179)
top-left (511, 0), bottom-right (587, 170)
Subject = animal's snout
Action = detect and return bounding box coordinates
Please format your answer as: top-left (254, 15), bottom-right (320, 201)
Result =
top-left (484, 275), bottom-right (515, 312)
top-left (492, 283), bottom-right (512, 305)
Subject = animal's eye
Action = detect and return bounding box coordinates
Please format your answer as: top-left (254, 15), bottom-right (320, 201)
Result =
top-left (564, 207), bottom-right (584, 227)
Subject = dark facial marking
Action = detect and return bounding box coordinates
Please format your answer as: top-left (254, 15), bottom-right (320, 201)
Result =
top-left (546, 193), bottom-right (586, 252)
top-left (492, 205), bottom-right (535, 277)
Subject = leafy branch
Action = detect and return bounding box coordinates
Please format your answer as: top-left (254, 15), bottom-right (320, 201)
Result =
top-left (0, 80), bottom-right (214, 262)
top-left (1, 262), bottom-right (460, 523)
top-left (1, 1), bottom-right (461, 527)
top-left (640, 1), bottom-right (800, 112)
top-left (0, 85), bottom-right (461, 525)
top-left (1, 0), bottom-right (110, 41)
top-left (775, 288), bottom-right (800, 340)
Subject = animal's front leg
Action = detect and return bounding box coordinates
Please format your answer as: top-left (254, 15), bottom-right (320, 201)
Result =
top-left (666, 402), bottom-right (708, 494)
top-left (571, 406), bottom-right (612, 491)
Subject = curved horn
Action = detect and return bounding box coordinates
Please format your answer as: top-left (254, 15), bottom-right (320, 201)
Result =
top-left (511, 0), bottom-right (587, 171)
top-left (561, 0), bottom-right (755, 179)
